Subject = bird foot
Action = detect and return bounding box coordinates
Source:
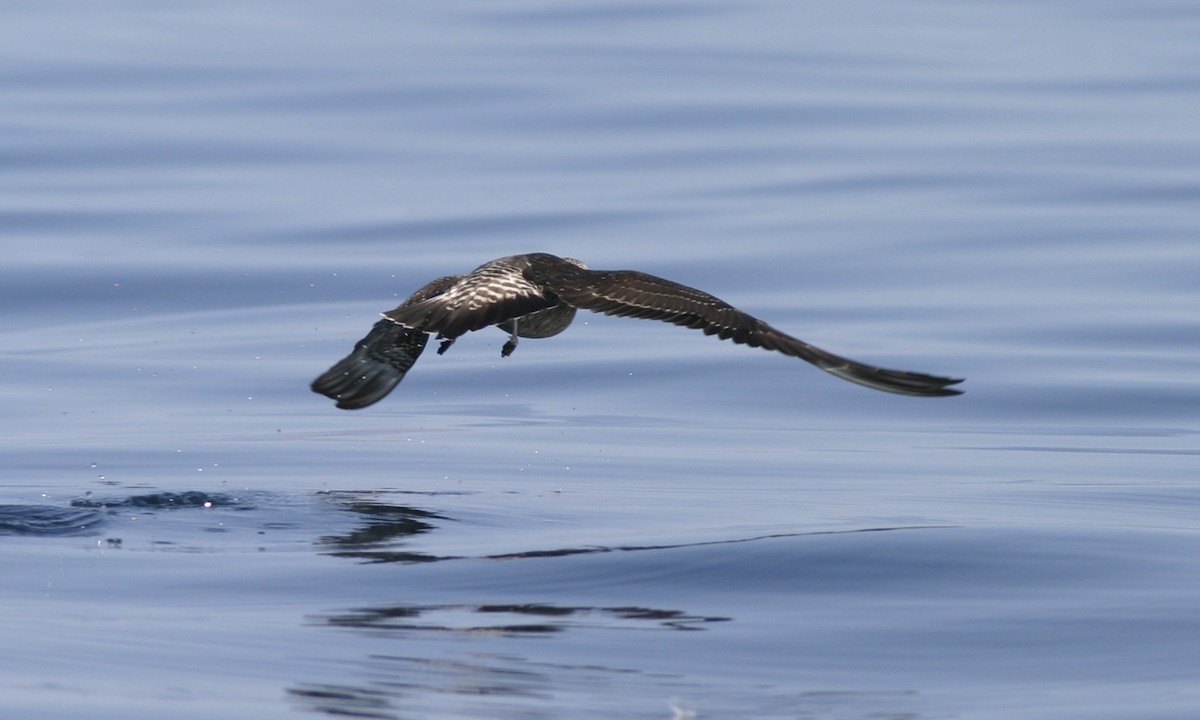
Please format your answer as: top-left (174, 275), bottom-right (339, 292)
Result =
top-left (501, 335), bottom-right (517, 357)
top-left (437, 338), bottom-right (456, 355)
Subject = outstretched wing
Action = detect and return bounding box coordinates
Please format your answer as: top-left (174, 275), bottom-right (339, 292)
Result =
top-left (382, 255), bottom-right (555, 339)
top-left (311, 274), bottom-right (464, 409)
top-left (528, 254), bottom-right (963, 397)
top-left (310, 319), bottom-right (431, 409)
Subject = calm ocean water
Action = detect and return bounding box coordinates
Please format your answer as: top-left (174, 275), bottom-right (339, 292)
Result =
top-left (3, 1), bottom-right (1198, 718)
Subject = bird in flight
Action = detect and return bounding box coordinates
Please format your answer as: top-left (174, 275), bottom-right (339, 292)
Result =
top-left (311, 253), bottom-right (963, 409)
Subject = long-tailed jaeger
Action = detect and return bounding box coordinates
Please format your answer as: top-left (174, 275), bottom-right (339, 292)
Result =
top-left (311, 252), bottom-right (963, 409)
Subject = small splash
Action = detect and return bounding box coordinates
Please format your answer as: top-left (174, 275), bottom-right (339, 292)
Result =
top-left (70, 491), bottom-right (241, 510)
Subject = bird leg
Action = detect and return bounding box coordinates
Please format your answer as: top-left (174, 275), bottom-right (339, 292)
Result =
top-left (501, 319), bottom-right (518, 357)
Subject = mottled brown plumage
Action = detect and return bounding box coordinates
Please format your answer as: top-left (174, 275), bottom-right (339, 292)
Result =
top-left (312, 253), bottom-right (963, 409)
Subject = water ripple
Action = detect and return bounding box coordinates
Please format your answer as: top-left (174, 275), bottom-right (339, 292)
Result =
top-left (0, 504), bottom-right (104, 536)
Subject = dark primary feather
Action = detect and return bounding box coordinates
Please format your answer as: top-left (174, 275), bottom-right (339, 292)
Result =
top-left (309, 319), bottom-right (430, 409)
top-left (310, 274), bottom-right (461, 409)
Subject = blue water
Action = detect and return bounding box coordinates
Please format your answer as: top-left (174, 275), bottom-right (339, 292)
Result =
top-left (3, 1), bottom-right (1199, 718)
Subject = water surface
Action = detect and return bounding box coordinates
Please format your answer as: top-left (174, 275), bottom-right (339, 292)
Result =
top-left (2, 2), bottom-right (1199, 718)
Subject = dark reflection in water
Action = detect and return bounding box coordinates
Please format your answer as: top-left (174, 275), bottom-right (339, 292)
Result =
top-left (316, 489), bottom-right (949, 567)
top-left (321, 602), bottom-right (730, 635)
top-left (294, 506), bottom-right (944, 718)
top-left (289, 653), bottom-right (921, 720)
top-left (289, 653), bottom-right (674, 720)
top-left (288, 683), bottom-right (397, 720)
top-left (316, 490), bottom-right (458, 564)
